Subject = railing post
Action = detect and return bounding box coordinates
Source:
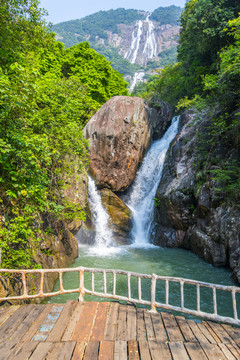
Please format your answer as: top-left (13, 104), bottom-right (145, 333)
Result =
top-left (232, 290), bottom-right (238, 320)
top-left (150, 273), bottom-right (157, 312)
top-left (78, 267), bottom-right (85, 302)
top-left (22, 272), bottom-right (27, 297)
top-left (180, 280), bottom-right (184, 310)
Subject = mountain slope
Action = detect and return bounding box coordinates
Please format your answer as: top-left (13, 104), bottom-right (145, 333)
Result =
top-left (52, 6), bottom-right (182, 88)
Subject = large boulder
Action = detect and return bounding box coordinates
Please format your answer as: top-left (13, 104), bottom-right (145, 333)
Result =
top-left (84, 96), bottom-right (173, 192)
top-left (100, 189), bottom-right (133, 245)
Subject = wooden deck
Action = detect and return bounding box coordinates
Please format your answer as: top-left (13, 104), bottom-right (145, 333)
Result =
top-left (0, 301), bottom-right (239, 359)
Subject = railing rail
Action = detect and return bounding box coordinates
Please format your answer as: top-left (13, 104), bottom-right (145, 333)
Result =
top-left (0, 267), bottom-right (239, 326)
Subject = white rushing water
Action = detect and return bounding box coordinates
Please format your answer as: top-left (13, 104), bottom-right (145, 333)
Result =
top-left (87, 177), bottom-right (121, 255)
top-left (129, 71), bottom-right (145, 93)
top-left (125, 14), bottom-right (157, 66)
top-left (126, 117), bottom-right (179, 246)
top-left (124, 20), bottom-right (143, 64)
top-left (143, 15), bottom-right (157, 61)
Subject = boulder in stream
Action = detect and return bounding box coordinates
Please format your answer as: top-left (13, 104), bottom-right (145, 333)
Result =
top-left (100, 188), bottom-right (133, 245)
top-left (84, 96), bottom-right (173, 192)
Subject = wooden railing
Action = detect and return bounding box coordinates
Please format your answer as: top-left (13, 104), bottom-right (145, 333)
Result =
top-left (0, 267), bottom-right (240, 326)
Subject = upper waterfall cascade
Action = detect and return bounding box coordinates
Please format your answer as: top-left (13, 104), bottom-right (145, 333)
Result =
top-left (124, 14), bottom-right (158, 65)
top-left (85, 117), bottom-right (179, 252)
top-left (124, 20), bottom-right (143, 64)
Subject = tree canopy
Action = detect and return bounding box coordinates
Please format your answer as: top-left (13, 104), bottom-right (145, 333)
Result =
top-left (0, 0), bottom-right (128, 268)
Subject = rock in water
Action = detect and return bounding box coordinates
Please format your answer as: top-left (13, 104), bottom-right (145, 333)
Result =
top-left (100, 189), bottom-right (133, 245)
top-left (84, 96), bottom-right (172, 192)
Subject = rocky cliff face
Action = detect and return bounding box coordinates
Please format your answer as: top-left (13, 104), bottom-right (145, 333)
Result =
top-left (114, 21), bottom-right (179, 67)
top-left (154, 110), bottom-right (240, 283)
top-left (84, 96), bottom-right (173, 192)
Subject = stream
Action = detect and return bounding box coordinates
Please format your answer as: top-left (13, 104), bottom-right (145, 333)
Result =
top-left (48, 118), bottom-right (240, 320)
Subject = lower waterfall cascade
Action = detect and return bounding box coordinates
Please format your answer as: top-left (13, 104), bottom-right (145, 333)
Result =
top-left (126, 116), bottom-right (179, 246)
top-left (86, 116), bottom-right (179, 251)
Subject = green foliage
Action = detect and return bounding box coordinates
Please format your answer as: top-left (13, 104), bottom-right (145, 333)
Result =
top-left (0, 1), bottom-right (128, 269)
top-left (62, 42), bottom-right (128, 105)
top-left (150, 6), bottom-right (182, 25)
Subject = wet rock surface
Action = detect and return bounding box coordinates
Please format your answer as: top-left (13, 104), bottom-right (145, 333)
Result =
top-left (154, 109), bottom-right (240, 283)
top-left (100, 189), bottom-right (133, 245)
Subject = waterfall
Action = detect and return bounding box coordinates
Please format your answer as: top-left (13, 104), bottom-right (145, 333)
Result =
top-left (124, 14), bottom-right (157, 66)
top-left (83, 118), bottom-right (179, 253)
top-left (126, 117), bottom-right (179, 246)
top-left (87, 177), bottom-right (120, 255)
top-left (143, 15), bottom-right (157, 61)
top-left (129, 71), bottom-right (145, 93)
top-left (124, 20), bottom-right (143, 64)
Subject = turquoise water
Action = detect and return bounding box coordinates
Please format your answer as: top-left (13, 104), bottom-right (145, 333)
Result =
top-left (47, 244), bottom-right (240, 321)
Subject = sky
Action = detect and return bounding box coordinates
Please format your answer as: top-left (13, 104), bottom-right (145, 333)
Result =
top-left (39, 0), bottom-right (186, 24)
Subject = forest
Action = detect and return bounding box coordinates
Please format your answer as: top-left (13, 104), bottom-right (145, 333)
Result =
top-left (134, 0), bottom-right (240, 205)
top-left (0, 0), bottom-right (128, 269)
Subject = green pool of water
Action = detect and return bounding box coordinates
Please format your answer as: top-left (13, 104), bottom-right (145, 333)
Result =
top-left (46, 244), bottom-right (240, 321)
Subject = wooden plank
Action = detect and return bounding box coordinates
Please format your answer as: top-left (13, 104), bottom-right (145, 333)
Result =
top-left (127, 306), bottom-right (137, 341)
top-left (0, 305), bottom-right (35, 342)
top-left (201, 342), bottom-right (228, 360)
top-left (136, 308), bottom-right (146, 340)
top-left (10, 305), bottom-right (44, 342)
top-left (187, 320), bottom-right (210, 344)
top-left (222, 324), bottom-right (240, 346)
top-left (0, 306), bottom-right (20, 327)
top-left (169, 342), bottom-right (189, 360)
top-left (206, 321), bottom-right (235, 344)
top-left (91, 302), bottom-right (109, 341)
top-left (58, 342), bottom-right (76, 360)
top-left (226, 343), bottom-right (240, 358)
top-left (98, 340), bottom-right (114, 360)
top-left (21, 304), bottom-right (53, 342)
top-left (138, 339), bottom-right (151, 360)
top-left (197, 323), bottom-right (217, 344)
top-left (128, 340), bottom-right (139, 360)
top-left (28, 342), bottom-right (54, 360)
top-left (116, 305), bottom-right (127, 341)
top-left (151, 312), bottom-right (168, 342)
top-left (0, 341), bottom-right (17, 360)
top-left (62, 302), bottom-right (84, 342)
top-left (185, 342), bottom-right (208, 360)
top-left (84, 341), bottom-right (99, 360)
top-left (47, 300), bottom-right (77, 342)
top-left (104, 302), bottom-right (119, 341)
top-left (218, 343), bottom-right (237, 360)
top-left (202, 321), bottom-right (221, 343)
top-left (72, 302), bottom-right (98, 342)
top-left (176, 316), bottom-right (196, 342)
top-left (32, 305), bottom-right (63, 342)
top-left (166, 326), bottom-right (184, 342)
top-left (114, 340), bottom-right (127, 360)
top-left (144, 310), bottom-right (155, 340)
top-left (10, 341), bottom-right (39, 360)
top-left (161, 312), bottom-right (178, 328)
top-left (72, 342), bottom-right (86, 360)
top-left (149, 340), bottom-right (171, 360)
top-left (45, 342), bottom-right (64, 359)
